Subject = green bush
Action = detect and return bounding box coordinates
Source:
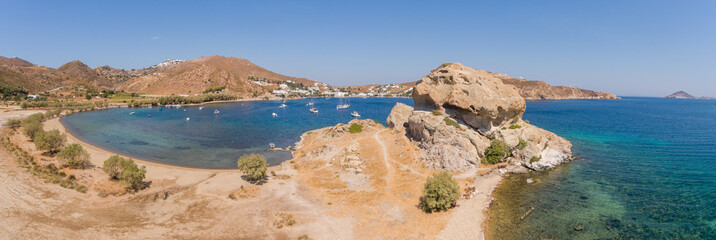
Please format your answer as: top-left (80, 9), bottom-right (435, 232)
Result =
top-left (509, 124), bottom-right (521, 129)
top-left (34, 129), bottom-right (66, 154)
top-left (21, 121), bottom-right (43, 141)
top-left (5, 119), bottom-right (21, 129)
top-left (237, 154), bottom-right (268, 183)
top-left (516, 138), bottom-right (528, 150)
top-left (421, 172), bottom-right (459, 213)
top-left (483, 139), bottom-right (511, 165)
top-left (24, 113), bottom-right (45, 124)
top-left (102, 155), bottom-right (146, 190)
top-left (57, 143), bottom-right (91, 169)
top-left (349, 124), bottom-right (363, 133)
top-left (432, 110), bottom-right (442, 116)
top-left (203, 86), bottom-right (226, 93)
top-left (444, 118), bottom-right (460, 129)
top-left (530, 155), bottom-right (542, 163)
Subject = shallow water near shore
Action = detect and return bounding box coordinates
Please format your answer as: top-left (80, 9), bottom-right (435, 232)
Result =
top-left (487, 97), bottom-right (716, 239)
top-left (61, 97), bottom-right (412, 169)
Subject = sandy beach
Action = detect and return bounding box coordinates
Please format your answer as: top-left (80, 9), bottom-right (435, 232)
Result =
top-left (0, 114), bottom-right (504, 239)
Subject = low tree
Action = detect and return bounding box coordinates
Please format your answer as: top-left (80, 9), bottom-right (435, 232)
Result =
top-left (237, 154), bottom-right (267, 183)
top-left (57, 143), bottom-right (91, 169)
top-left (4, 119), bottom-right (21, 129)
top-left (102, 155), bottom-right (146, 191)
top-left (34, 129), bottom-right (66, 154)
top-left (24, 113), bottom-right (45, 124)
top-left (119, 162), bottom-right (146, 191)
top-left (21, 121), bottom-right (42, 140)
top-left (483, 139), bottom-right (511, 165)
top-left (421, 172), bottom-right (460, 213)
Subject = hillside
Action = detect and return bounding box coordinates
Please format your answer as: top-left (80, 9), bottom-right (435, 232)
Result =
top-left (0, 56), bottom-right (325, 97)
top-left (664, 91), bottom-right (711, 99)
top-left (0, 57), bottom-right (94, 93)
top-left (347, 68), bottom-right (619, 100)
top-left (118, 56), bottom-right (324, 97)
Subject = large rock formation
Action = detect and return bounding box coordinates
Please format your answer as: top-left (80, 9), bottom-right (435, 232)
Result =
top-left (412, 63), bottom-right (526, 134)
top-left (494, 73), bottom-right (620, 100)
top-left (389, 63), bottom-right (572, 172)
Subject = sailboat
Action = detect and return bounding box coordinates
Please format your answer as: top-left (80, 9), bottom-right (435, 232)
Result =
top-left (336, 95), bottom-right (350, 110)
top-left (306, 99), bottom-right (315, 106)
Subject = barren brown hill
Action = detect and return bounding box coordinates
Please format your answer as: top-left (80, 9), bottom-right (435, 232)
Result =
top-left (58, 60), bottom-right (113, 89)
top-left (0, 57), bottom-right (94, 93)
top-left (117, 56), bottom-right (323, 96)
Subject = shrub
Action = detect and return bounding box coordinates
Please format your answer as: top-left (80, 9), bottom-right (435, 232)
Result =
top-left (103, 155), bottom-right (146, 190)
top-left (349, 124), bottom-right (363, 133)
top-left (509, 124), bottom-right (521, 129)
top-left (21, 120), bottom-right (43, 140)
top-left (5, 119), bottom-right (21, 129)
top-left (530, 155), bottom-right (542, 163)
top-left (432, 110), bottom-right (442, 116)
top-left (516, 138), bottom-right (528, 150)
top-left (34, 129), bottom-right (66, 154)
top-left (237, 154), bottom-right (267, 183)
top-left (444, 118), bottom-right (460, 129)
top-left (57, 143), bottom-right (91, 169)
top-left (421, 172), bottom-right (459, 213)
top-left (119, 161), bottom-right (147, 191)
top-left (483, 139), bottom-right (511, 165)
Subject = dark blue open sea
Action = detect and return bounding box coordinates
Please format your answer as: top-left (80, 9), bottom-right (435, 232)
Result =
top-left (62, 97), bottom-right (715, 238)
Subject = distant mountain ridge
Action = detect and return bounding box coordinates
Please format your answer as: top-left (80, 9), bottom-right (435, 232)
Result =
top-left (665, 91), bottom-right (712, 99)
top-left (1, 56), bottom-right (619, 100)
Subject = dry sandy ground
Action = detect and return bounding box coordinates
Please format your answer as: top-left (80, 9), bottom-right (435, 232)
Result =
top-left (0, 116), bottom-right (504, 239)
top-left (0, 107), bottom-right (44, 126)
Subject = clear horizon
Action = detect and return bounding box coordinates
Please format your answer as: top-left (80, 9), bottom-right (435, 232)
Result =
top-left (1, 0), bottom-right (714, 97)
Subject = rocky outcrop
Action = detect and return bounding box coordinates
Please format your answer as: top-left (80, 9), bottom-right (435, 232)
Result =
top-left (389, 63), bottom-right (573, 172)
top-left (386, 102), bottom-right (413, 132)
top-left (491, 121), bottom-right (572, 170)
top-left (412, 63), bottom-right (526, 134)
top-left (406, 110), bottom-right (490, 171)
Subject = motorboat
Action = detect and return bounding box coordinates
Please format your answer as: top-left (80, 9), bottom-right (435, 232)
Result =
top-left (351, 111), bottom-right (361, 118)
top-left (272, 113), bottom-right (278, 117)
top-left (279, 104), bottom-right (287, 108)
top-left (310, 107), bottom-right (318, 114)
top-left (214, 110), bottom-right (220, 114)
top-left (129, 112), bottom-right (135, 115)
top-left (186, 118), bottom-right (190, 121)
top-left (199, 106), bottom-right (204, 110)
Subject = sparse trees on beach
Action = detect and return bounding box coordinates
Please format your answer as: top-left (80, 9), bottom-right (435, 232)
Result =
top-left (238, 154), bottom-right (267, 183)
top-left (57, 143), bottom-right (91, 169)
top-left (34, 129), bottom-right (66, 154)
top-left (421, 171), bottom-right (459, 213)
top-left (102, 155), bottom-right (147, 191)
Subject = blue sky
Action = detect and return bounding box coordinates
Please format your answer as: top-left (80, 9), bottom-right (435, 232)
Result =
top-left (1, 0), bottom-right (714, 97)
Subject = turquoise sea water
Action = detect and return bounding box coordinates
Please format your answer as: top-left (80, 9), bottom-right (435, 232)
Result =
top-left (62, 97), bottom-right (716, 238)
top-left (487, 97), bottom-right (716, 239)
top-left (61, 97), bottom-right (412, 169)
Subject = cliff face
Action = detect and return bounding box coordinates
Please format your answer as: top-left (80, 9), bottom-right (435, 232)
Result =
top-left (388, 63), bottom-right (572, 172)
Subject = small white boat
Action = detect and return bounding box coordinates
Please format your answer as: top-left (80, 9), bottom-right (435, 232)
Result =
top-left (279, 104), bottom-right (287, 108)
top-left (129, 112), bottom-right (135, 115)
top-left (306, 99), bottom-right (315, 106)
top-left (214, 110), bottom-right (220, 115)
top-left (336, 104), bottom-right (350, 110)
top-left (199, 106), bottom-right (204, 110)
top-left (186, 118), bottom-right (190, 121)
top-left (272, 113), bottom-right (278, 117)
top-left (351, 111), bottom-right (361, 118)
top-left (310, 108), bottom-right (318, 114)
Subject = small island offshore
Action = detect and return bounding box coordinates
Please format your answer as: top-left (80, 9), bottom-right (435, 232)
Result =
top-left (1, 62), bottom-right (578, 239)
